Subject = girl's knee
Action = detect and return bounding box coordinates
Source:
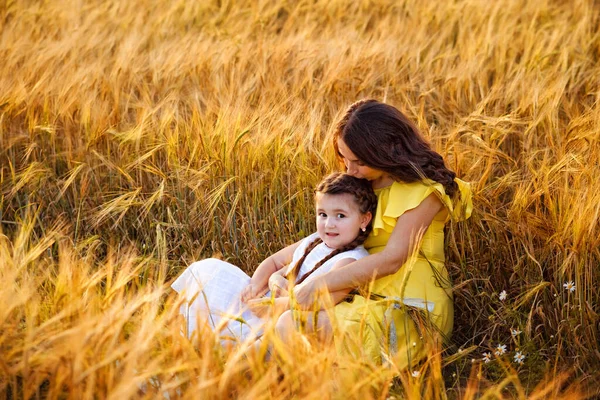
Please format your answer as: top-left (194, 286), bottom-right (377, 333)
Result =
top-left (275, 310), bottom-right (294, 333)
top-left (275, 310), bottom-right (294, 330)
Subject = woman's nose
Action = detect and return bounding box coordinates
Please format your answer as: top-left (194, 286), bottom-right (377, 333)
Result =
top-left (346, 162), bottom-right (358, 175)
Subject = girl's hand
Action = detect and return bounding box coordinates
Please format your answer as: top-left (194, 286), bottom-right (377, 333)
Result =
top-left (293, 278), bottom-right (327, 310)
top-left (240, 283), bottom-right (261, 303)
top-left (268, 274), bottom-right (290, 297)
top-left (246, 298), bottom-right (271, 318)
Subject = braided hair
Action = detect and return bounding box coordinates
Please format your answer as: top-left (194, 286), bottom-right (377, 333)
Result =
top-left (333, 99), bottom-right (459, 198)
top-left (285, 172), bottom-right (378, 285)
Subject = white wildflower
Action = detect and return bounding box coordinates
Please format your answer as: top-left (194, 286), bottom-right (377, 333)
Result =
top-left (514, 351), bottom-right (526, 364)
top-left (494, 344), bottom-right (507, 356)
top-left (482, 352), bottom-right (492, 363)
top-left (411, 370), bottom-right (420, 378)
top-left (563, 281), bottom-right (576, 293)
top-left (499, 290), bottom-right (507, 301)
top-left (511, 328), bottom-right (522, 337)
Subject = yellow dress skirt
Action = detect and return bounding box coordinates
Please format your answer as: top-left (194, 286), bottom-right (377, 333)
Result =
top-left (332, 179), bottom-right (472, 368)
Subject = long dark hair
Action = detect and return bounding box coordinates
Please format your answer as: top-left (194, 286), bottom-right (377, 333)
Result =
top-left (333, 99), bottom-right (459, 197)
top-left (285, 172), bottom-right (377, 285)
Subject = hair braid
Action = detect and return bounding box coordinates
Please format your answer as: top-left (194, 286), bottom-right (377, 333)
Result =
top-left (284, 237), bottom-right (323, 283)
top-left (421, 156), bottom-right (458, 197)
top-left (295, 229), bottom-right (369, 285)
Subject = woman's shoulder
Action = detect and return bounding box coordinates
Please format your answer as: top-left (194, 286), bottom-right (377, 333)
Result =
top-left (385, 179), bottom-right (438, 195)
top-left (388, 178), bottom-right (471, 206)
top-left (374, 180), bottom-right (439, 219)
top-left (372, 178), bottom-right (472, 232)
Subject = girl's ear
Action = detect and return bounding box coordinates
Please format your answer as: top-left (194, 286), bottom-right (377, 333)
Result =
top-left (361, 211), bottom-right (372, 230)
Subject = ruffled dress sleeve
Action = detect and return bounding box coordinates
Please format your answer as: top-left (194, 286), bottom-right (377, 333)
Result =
top-left (365, 178), bottom-right (472, 254)
top-left (372, 179), bottom-right (472, 234)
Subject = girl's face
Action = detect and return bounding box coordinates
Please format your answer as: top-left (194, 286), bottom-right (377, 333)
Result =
top-left (337, 139), bottom-right (392, 188)
top-left (315, 192), bottom-right (371, 249)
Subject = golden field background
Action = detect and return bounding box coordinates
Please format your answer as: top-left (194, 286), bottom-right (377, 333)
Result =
top-left (1, 0), bottom-right (599, 398)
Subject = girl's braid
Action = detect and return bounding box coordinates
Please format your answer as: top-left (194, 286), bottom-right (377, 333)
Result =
top-left (295, 229), bottom-right (369, 285)
top-left (285, 237), bottom-right (323, 283)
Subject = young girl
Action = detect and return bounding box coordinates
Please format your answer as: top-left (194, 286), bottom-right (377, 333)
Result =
top-left (171, 173), bottom-right (378, 344)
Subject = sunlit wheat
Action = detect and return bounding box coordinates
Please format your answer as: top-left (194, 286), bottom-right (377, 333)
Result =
top-left (1, 0), bottom-right (598, 398)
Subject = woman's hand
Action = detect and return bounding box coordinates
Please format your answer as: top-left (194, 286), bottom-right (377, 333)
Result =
top-left (268, 274), bottom-right (290, 297)
top-left (293, 277), bottom-right (327, 310)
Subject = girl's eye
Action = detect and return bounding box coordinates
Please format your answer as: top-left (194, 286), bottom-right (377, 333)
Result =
top-left (337, 213), bottom-right (346, 218)
top-left (318, 212), bottom-right (327, 218)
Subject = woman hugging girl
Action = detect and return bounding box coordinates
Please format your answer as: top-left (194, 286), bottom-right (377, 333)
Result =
top-left (174, 99), bottom-right (472, 370)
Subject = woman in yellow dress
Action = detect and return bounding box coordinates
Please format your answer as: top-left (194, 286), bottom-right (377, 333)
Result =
top-left (276, 99), bottom-right (472, 369)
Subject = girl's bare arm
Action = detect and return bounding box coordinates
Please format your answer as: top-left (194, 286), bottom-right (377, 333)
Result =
top-left (240, 240), bottom-right (301, 302)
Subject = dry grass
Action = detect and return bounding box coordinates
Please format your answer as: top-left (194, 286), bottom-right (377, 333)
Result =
top-left (1, 0), bottom-right (599, 398)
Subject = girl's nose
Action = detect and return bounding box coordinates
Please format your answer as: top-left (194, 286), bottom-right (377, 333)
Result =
top-left (325, 217), bottom-right (335, 228)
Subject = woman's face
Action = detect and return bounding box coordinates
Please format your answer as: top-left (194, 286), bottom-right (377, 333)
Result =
top-left (337, 139), bottom-right (389, 186)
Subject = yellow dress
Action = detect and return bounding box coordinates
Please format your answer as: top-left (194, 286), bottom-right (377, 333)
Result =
top-left (332, 179), bottom-right (472, 368)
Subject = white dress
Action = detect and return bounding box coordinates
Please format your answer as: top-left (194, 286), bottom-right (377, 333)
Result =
top-left (171, 233), bottom-right (369, 343)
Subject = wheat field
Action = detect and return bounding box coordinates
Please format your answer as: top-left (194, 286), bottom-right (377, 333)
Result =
top-left (1, 0), bottom-right (599, 398)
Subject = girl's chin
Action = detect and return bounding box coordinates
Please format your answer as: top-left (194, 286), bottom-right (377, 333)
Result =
top-left (323, 240), bottom-right (351, 250)
top-left (321, 240), bottom-right (337, 249)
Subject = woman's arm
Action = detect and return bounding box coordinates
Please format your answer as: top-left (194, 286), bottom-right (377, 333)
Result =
top-left (311, 257), bottom-right (357, 304)
top-left (240, 240), bottom-right (301, 303)
top-left (293, 193), bottom-right (445, 305)
top-left (247, 257), bottom-right (361, 316)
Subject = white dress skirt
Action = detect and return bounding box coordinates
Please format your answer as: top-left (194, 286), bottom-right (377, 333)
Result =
top-left (171, 233), bottom-right (369, 344)
top-left (171, 258), bottom-right (262, 343)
